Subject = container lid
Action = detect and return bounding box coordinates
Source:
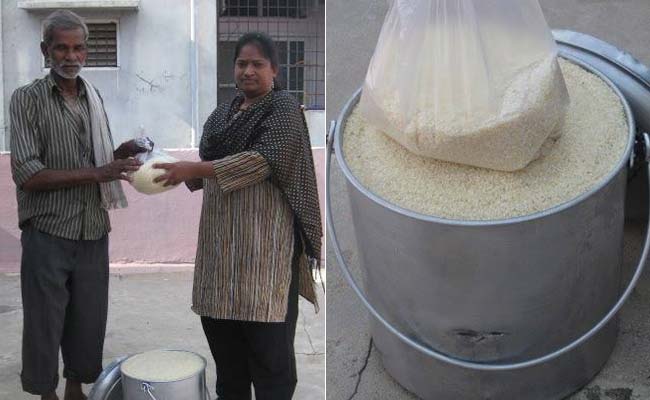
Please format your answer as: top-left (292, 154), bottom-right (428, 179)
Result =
top-left (553, 30), bottom-right (650, 135)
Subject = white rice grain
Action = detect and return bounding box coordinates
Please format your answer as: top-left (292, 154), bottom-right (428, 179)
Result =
top-left (121, 350), bottom-right (204, 382)
top-left (343, 60), bottom-right (628, 221)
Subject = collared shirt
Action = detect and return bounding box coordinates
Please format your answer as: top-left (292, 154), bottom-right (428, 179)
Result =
top-left (191, 155), bottom-right (317, 323)
top-left (9, 73), bottom-right (111, 240)
top-left (191, 151), bottom-right (298, 322)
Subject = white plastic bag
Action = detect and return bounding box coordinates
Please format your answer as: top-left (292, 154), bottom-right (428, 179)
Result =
top-left (359, 0), bottom-right (569, 171)
top-left (129, 149), bottom-right (180, 195)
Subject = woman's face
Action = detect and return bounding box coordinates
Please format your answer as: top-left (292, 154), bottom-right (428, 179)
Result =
top-left (234, 43), bottom-right (278, 100)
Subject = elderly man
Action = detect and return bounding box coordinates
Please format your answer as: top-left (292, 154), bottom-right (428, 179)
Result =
top-left (10, 10), bottom-right (143, 400)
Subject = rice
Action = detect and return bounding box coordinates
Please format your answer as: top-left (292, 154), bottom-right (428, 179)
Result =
top-left (342, 59), bottom-right (629, 221)
top-left (121, 350), bottom-right (205, 382)
top-left (130, 151), bottom-right (180, 195)
top-left (367, 55), bottom-right (569, 171)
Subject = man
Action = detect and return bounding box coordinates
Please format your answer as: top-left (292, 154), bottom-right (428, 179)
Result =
top-left (10, 10), bottom-right (144, 400)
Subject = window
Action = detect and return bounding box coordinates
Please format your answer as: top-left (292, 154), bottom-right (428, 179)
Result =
top-left (262, 0), bottom-right (307, 18)
top-left (277, 41), bottom-right (305, 105)
top-left (44, 21), bottom-right (118, 68)
top-left (86, 23), bottom-right (118, 67)
top-left (221, 0), bottom-right (307, 18)
top-left (220, 0), bottom-right (259, 17)
top-left (218, 0), bottom-right (324, 109)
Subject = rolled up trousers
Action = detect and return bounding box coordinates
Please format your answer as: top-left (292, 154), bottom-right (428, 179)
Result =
top-left (20, 225), bottom-right (109, 395)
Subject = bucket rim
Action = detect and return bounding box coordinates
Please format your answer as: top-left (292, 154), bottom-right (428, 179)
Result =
top-left (120, 348), bottom-right (208, 383)
top-left (333, 53), bottom-right (637, 227)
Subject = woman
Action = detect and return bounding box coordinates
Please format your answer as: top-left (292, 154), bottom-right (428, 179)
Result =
top-left (153, 32), bottom-right (322, 400)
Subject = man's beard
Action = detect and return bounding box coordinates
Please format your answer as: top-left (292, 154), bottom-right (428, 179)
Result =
top-left (51, 60), bottom-right (83, 80)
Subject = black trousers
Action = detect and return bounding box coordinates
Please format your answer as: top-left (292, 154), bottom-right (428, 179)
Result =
top-left (20, 225), bottom-right (109, 395)
top-left (201, 241), bottom-right (300, 400)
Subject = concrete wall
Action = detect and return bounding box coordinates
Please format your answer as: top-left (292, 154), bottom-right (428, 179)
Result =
top-left (1, 0), bottom-right (325, 151)
top-left (1, 0), bottom-right (218, 151)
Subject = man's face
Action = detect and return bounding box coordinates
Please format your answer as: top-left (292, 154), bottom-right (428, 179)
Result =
top-left (41, 27), bottom-right (87, 80)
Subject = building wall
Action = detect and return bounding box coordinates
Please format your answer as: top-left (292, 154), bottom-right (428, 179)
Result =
top-left (0, 0), bottom-right (324, 149)
top-left (0, 148), bottom-right (325, 272)
top-left (1, 0), bottom-right (218, 151)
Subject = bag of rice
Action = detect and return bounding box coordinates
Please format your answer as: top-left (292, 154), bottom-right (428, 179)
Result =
top-left (129, 149), bottom-right (180, 195)
top-left (359, 0), bottom-right (570, 171)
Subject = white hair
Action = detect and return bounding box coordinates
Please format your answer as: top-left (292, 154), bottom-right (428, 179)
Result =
top-left (43, 10), bottom-right (88, 46)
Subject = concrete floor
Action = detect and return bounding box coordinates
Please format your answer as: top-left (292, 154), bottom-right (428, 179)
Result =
top-left (0, 271), bottom-right (325, 400)
top-left (326, 1), bottom-right (650, 399)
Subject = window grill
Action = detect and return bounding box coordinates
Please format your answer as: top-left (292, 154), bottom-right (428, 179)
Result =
top-left (221, 0), bottom-right (258, 17)
top-left (221, 0), bottom-right (308, 18)
top-left (278, 40), bottom-right (305, 104)
top-left (218, 0), bottom-right (324, 110)
top-left (262, 0), bottom-right (308, 18)
top-left (86, 23), bottom-right (118, 67)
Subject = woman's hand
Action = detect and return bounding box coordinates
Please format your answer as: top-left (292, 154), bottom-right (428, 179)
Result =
top-left (153, 161), bottom-right (199, 187)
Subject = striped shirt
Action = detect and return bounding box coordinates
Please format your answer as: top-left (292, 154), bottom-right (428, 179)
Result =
top-left (191, 151), bottom-right (316, 322)
top-left (9, 73), bottom-right (110, 240)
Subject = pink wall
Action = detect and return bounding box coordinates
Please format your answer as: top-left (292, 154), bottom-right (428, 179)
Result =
top-left (0, 148), bottom-right (325, 272)
top-left (0, 155), bottom-right (21, 272)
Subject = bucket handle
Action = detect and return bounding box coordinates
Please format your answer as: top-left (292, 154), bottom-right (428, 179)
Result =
top-left (141, 382), bottom-right (158, 400)
top-left (326, 120), bottom-right (650, 371)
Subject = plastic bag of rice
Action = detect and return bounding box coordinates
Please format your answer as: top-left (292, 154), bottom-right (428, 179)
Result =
top-left (129, 149), bottom-right (180, 195)
top-left (359, 0), bottom-right (570, 171)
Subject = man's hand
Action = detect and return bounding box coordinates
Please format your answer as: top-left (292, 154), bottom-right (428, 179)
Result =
top-left (114, 139), bottom-right (148, 160)
top-left (22, 158), bottom-right (142, 192)
top-left (95, 158), bottom-right (142, 183)
top-left (152, 161), bottom-right (199, 187)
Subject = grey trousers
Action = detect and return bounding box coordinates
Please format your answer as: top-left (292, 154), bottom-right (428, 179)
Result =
top-left (20, 225), bottom-right (109, 395)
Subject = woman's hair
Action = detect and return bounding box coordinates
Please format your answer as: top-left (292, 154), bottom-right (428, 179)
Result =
top-left (234, 32), bottom-right (282, 90)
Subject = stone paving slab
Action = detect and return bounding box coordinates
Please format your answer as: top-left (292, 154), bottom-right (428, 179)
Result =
top-left (0, 271), bottom-right (325, 400)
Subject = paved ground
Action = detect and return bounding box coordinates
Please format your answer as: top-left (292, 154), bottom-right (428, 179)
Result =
top-left (0, 270), bottom-right (325, 399)
top-left (326, 1), bottom-right (650, 399)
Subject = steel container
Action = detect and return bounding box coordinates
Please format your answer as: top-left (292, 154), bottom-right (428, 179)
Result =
top-left (88, 357), bottom-right (126, 400)
top-left (88, 352), bottom-right (210, 400)
top-left (120, 350), bottom-right (208, 400)
top-left (328, 49), bottom-right (648, 399)
top-left (551, 30), bottom-right (650, 222)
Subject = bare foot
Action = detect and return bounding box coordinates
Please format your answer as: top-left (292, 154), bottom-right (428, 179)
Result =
top-left (63, 379), bottom-right (87, 400)
top-left (41, 392), bottom-right (59, 400)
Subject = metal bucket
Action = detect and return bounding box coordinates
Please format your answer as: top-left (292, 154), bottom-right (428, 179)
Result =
top-left (120, 350), bottom-right (208, 400)
top-left (81, 350), bottom-right (210, 400)
top-left (88, 357), bottom-right (127, 400)
top-left (552, 30), bottom-right (650, 222)
top-left (327, 51), bottom-right (650, 399)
